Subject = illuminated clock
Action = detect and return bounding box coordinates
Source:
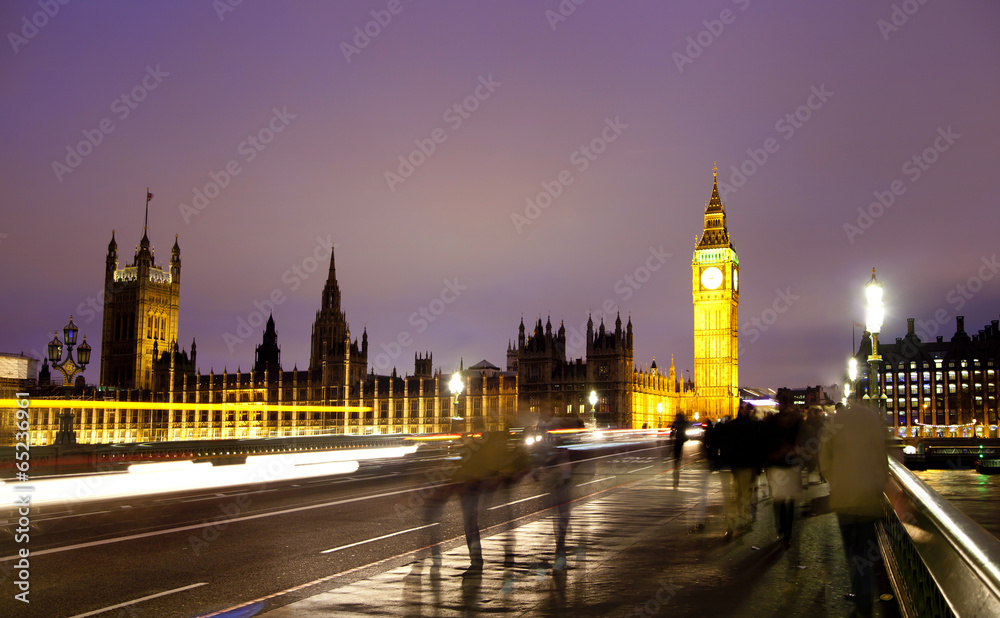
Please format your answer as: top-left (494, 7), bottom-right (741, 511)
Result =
top-left (701, 266), bottom-right (723, 290)
top-left (734, 269), bottom-right (739, 292)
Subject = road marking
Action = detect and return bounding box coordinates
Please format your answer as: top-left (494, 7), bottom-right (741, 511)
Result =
top-left (67, 582), bottom-right (208, 617)
top-left (631, 465), bottom-right (654, 473)
top-left (577, 476), bottom-right (616, 487)
top-left (2, 445), bottom-right (666, 562)
top-left (0, 483), bottom-right (450, 562)
top-left (203, 456), bottom-right (682, 618)
top-left (34, 509), bottom-right (117, 523)
top-left (320, 523), bottom-right (438, 554)
top-left (487, 493), bottom-right (548, 511)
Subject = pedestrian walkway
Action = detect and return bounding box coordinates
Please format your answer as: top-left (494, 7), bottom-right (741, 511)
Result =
top-left (262, 465), bottom-right (899, 617)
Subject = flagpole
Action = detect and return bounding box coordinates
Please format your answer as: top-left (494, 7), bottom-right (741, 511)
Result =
top-left (144, 187), bottom-right (150, 233)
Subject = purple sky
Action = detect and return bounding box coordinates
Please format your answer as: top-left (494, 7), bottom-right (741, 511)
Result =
top-left (3, 1), bottom-right (999, 389)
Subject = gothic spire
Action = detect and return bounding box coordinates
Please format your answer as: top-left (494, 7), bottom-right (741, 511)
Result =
top-left (696, 162), bottom-right (732, 250)
top-left (321, 244), bottom-right (342, 315)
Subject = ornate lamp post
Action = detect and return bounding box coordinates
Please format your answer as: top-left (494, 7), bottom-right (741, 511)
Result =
top-left (47, 315), bottom-right (91, 445)
top-left (864, 269), bottom-right (887, 420)
top-left (589, 390), bottom-right (598, 430)
top-left (48, 315), bottom-right (92, 385)
top-left (449, 371), bottom-right (464, 434)
top-left (656, 401), bottom-right (663, 430)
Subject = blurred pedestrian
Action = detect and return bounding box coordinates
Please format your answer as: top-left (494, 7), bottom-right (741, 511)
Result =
top-left (820, 403), bottom-right (889, 618)
top-left (534, 416), bottom-right (580, 572)
top-left (799, 406), bottom-right (826, 485)
top-left (419, 428), bottom-right (509, 578)
top-left (670, 411), bottom-right (688, 488)
top-left (689, 418), bottom-right (715, 532)
top-left (765, 404), bottom-right (803, 547)
top-left (719, 403), bottom-right (762, 538)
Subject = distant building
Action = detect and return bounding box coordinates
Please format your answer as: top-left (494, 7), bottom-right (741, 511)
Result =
top-left (100, 228), bottom-right (181, 390)
top-left (774, 385), bottom-right (839, 410)
top-left (855, 316), bottom-right (1000, 438)
top-left (692, 167), bottom-right (740, 420)
top-left (512, 314), bottom-right (693, 428)
top-left (19, 169), bottom-right (734, 445)
top-left (0, 352), bottom-right (38, 445)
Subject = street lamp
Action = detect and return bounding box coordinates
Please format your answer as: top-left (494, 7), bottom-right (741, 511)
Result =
top-left (846, 357), bottom-right (857, 405)
top-left (47, 315), bottom-right (91, 445)
top-left (656, 401), bottom-right (663, 429)
top-left (449, 371), bottom-right (464, 434)
top-left (865, 269), bottom-right (886, 419)
top-left (588, 390), bottom-right (598, 429)
top-left (48, 315), bottom-right (92, 385)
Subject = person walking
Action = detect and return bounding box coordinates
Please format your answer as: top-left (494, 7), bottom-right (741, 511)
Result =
top-left (764, 404), bottom-right (803, 548)
top-left (719, 403), bottom-right (761, 538)
top-left (820, 402), bottom-right (889, 618)
top-left (689, 418), bottom-right (715, 532)
top-left (670, 412), bottom-right (689, 488)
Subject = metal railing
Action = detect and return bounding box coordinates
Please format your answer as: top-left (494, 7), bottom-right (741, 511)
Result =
top-left (881, 456), bottom-right (1000, 617)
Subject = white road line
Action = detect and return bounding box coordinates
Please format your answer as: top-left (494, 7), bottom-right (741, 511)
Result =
top-left (631, 465), bottom-right (654, 473)
top-left (67, 582), bottom-right (208, 617)
top-left (577, 476), bottom-right (616, 487)
top-left (202, 460), bottom-right (669, 618)
top-left (320, 523), bottom-right (438, 554)
top-left (487, 493), bottom-right (548, 511)
top-left (0, 483), bottom-right (450, 562)
top-left (32, 509), bottom-right (116, 523)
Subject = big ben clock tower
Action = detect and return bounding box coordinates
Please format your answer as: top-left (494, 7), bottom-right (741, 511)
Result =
top-left (692, 165), bottom-right (739, 420)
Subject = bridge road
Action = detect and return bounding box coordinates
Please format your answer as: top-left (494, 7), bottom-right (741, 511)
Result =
top-left (0, 441), bottom-right (667, 617)
top-left (238, 445), bottom-right (901, 618)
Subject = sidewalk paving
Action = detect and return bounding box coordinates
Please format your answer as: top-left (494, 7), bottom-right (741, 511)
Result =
top-left (262, 465), bottom-right (898, 617)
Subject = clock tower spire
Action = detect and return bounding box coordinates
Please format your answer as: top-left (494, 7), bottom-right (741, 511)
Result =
top-left (692, 163), bottom-right (739, 420)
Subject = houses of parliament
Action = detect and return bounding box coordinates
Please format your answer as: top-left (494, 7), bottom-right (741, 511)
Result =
top-left (26, 172), bottom-right (741, 445)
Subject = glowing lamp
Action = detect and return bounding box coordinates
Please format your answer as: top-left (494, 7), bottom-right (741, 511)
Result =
top-left (48, 332), bottom-right (63, 364)
top-left (63, 315), bottom-right (79, 347)
top-left (449, 372), bottom-right (463, 397)
top-left (865, 269), bottom-right (884, 334)
top-left (77, 336), bottom-right (92, 366)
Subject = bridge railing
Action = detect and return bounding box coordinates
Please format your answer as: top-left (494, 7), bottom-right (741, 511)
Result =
top-left (881, 456), bottom-right (1000, 617)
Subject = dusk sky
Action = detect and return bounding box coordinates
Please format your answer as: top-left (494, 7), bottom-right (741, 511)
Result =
top-left (3, 1), bottom-right (999, 389)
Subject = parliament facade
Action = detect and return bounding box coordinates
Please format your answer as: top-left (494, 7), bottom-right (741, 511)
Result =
top-left (22, 171), bottom-right (742, 445)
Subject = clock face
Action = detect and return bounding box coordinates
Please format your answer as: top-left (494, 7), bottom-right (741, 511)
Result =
top-left (701, 266), bottom-right (723, 290)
